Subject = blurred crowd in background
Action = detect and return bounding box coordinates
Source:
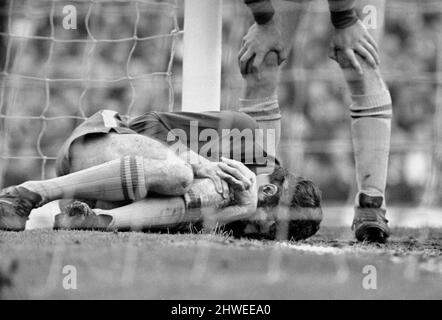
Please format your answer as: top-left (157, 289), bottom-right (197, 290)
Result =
top-left (0, 0), bottom-right (441, 207)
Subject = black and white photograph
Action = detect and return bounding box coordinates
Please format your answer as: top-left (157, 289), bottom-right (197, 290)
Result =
top-left (0, 0), bottom-right (441, 304)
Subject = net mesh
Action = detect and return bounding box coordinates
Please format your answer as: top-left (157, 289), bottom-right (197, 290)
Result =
top-left (0, 0), bottom-right (181, 184)
top-left (0, 0), bottom-right (441, 300)
top-left (0, 0), bottom-right (442, 209)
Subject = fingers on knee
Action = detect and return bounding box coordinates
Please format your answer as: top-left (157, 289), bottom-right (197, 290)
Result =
top-left (334, 51), bottom-right (368, 79)
top-left (263, 50), bottom-right (279, 67)
top-left (334, 51), bottom-right (354, 69)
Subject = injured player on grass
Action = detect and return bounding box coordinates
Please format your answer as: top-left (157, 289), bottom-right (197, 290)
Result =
top-left (54, 158), bottom-right (322, 241)
top-left (0, 117), bottom-right (322, 240)
top-left (0, 130), bottom-right (322, 240)
top-left (0, 51), bottom-right (322, 240)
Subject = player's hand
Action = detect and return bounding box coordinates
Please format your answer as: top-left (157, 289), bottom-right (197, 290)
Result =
top-left (217, 157), bottom-right (257, 212)
top-left (239, 20), bottom-right (287, 75)
top-left (195, 162), bottom-right (230, 199)
top-left (329, 19), bottom-right (380, 75)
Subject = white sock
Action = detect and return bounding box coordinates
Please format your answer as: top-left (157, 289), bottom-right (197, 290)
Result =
top-left (350, 91), bottom-right (392, 207)
top-left (21, 156), bottom-right (148, 203)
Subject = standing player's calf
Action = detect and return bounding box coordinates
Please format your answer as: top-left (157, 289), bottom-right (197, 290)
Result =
top-left (336, 52), bottom-right (392, 243)
top-left (334, 0), bottom-right (392, 243)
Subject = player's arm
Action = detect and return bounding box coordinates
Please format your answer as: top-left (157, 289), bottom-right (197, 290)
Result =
top-left (184, 157), bottom-right (258, 226)
top-left (328, 0), bottom-right (380, 75)
top-left (239, 0), bottom-right (286, 75)
top-left (173, 141), bottom-right (229, 198)
top-left (213, 157), bottom-right (258, 223)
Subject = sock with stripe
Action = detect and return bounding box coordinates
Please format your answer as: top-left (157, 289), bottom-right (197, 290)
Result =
top-left (21, 156), bottom-right (148, 203)
top-left (350, 91), bottom-right (392, 208)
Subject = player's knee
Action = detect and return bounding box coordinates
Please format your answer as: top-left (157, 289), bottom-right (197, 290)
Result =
top-left (243, 50), bottom-right (279, 98)
top-left (334, 51), bottom-right (365, 79)
top-left (179, 163), bottom-right (194, 193)
top-left (259, 51), bottom-right (279, 81)
top-left (165, 161), bottom-right (194, 195)
top-left (177, 162), bottom-right (194, 193)
top-left (263, 50), bottom-right (279, 68)
top-left (334, 51), bottom-right (386, 94)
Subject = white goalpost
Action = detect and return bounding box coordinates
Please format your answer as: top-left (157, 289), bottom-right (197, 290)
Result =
top-left (181, 0), bottom-right (222, 112)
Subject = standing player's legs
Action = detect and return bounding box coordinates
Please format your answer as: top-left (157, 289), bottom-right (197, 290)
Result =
top-left (336, 0), bottom-right (392, 242)
top-left (239, 50), bottom-right (280, 154)
top-left (243, 0), bottom-right (391, 241)
top-left (239, 0), bottom-right (306, 156)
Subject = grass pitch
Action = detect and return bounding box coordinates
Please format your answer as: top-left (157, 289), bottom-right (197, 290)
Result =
top-left (0, 227), bottom-right (441, 299)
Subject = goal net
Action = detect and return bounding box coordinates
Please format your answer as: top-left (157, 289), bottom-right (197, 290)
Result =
top-left (0, 0), bottom-right (441, 300)
top-left (0, 0), bottom-right (180, 186)
top-left (1, 0), bottom-right (442, 218)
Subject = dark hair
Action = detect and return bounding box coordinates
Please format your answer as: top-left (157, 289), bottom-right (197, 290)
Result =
top-left (224, 167), bottom-right (322, 241)
top-left (268, 167), bottom-right (322, 209)
top-left (288, 178), bottom-right (322, 208)
top-left (267, 167), bottom-right (323, 240)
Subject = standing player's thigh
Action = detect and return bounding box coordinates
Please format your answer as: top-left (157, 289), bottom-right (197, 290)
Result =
top-left (69, 133), bottom-right (174, 173)
top-left (355, 0), bottom-right (386, 43)
top-left (273, 0), bottom-right (311, 50)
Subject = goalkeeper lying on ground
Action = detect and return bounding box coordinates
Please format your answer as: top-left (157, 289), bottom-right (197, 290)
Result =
top-left (0, 52), bottom-right (322, 240)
